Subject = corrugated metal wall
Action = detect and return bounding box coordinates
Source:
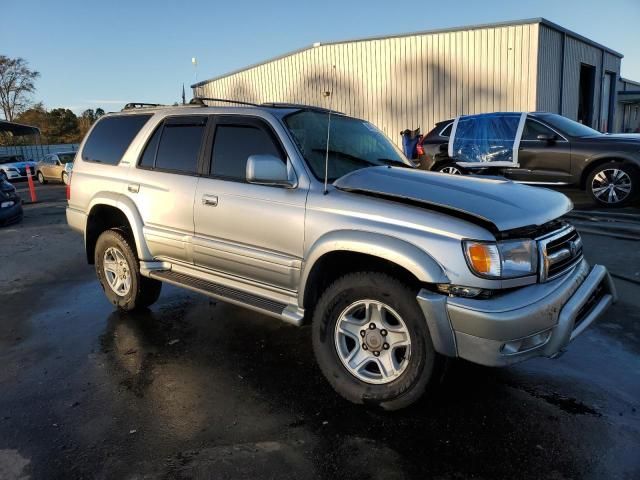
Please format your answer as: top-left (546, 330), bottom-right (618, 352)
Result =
top-left (615, 78), bottom-right (640, 133)
top-left (194, 23), bottom-right (540, 145)
top-left (536, 24), bottom-right (622, 129)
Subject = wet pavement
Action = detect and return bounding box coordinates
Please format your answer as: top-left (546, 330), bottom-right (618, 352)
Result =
top-left (0, 185), bottom-right (639, 479)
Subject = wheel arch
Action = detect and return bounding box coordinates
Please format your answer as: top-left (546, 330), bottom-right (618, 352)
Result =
top-left (579, 154), bottom-right (640, 189)
top-left (85, 193), bottom-right (148, 264)
top-left (300, 230), bottom-right (449, 314)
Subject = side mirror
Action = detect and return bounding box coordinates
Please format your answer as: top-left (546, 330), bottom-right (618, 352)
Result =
top-left (246, 154), bottom-right (296, 188)
top-left (536, 133), bottom-right (556, 143)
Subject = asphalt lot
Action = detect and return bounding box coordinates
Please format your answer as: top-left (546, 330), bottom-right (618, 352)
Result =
top-left (1, 183), bottom-right (639, 479)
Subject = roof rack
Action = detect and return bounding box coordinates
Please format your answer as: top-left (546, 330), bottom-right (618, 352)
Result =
top-left (190, 97), bottom-right (343, 114)
top-left (190, 97), bottom-right (260, 107)
top-left (261, 102), bottom-right (343, 114)
top-left (122, 102), bottom-right (164, 110)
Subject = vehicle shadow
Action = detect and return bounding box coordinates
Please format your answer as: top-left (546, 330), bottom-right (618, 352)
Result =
top-left (97, 296), bottom-right (595, 479)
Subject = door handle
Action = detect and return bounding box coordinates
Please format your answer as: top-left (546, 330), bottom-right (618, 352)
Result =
top-left (202, 194), bottom-right (218, 207)
top-left (128, 184), bottom-right (140, 193)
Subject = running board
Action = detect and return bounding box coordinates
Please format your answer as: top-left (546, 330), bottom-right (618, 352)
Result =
top-left (149, 269), bottom-right (303, 326)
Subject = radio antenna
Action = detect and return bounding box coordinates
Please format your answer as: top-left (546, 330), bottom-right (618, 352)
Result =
top-left (323, 65), bottom-right (336, 195)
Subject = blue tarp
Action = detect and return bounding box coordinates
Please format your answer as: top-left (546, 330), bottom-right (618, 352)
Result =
top-left (448, 112), bottom-right (526, 167)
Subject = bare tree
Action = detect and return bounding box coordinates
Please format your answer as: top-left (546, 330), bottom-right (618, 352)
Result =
top-left (0, 55), bottom-right (40, 121)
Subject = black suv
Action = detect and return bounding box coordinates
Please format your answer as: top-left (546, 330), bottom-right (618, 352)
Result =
top-left (421, 113), bottom-right (640, 207)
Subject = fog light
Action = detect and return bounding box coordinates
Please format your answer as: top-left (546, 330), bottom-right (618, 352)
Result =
top-left (436, 284), bottom-right (488, 298)
top-left (501, 330), bottom-right (552, 355)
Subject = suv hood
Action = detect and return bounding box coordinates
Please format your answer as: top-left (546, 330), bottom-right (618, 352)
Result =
top-left (333, 167), bottom-right (572, 232)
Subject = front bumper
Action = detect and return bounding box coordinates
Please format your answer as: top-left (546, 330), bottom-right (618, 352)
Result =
top-left (417, 260), bottom-right (616, 367)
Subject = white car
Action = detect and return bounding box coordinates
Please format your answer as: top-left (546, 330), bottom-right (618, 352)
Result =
top-left (0, 155), bottom-right (38, 181)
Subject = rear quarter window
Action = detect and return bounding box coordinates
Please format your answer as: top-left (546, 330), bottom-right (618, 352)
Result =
top-left (82, 114), bottom-right (152, 165)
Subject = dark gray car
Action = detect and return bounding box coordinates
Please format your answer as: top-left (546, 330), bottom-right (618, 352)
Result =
top-left (421, 113), bottom-right (640, 207)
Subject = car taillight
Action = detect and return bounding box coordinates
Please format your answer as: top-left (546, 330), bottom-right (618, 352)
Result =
top-left (66, 173), bottom-right (71, 200)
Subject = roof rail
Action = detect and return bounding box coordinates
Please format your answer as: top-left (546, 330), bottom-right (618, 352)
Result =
top-left (190, 97), bottom-right (260, 107)
top-left (261, 102), bottom-right (343, 114)
top-left (122, 102), bottom-right (164, 110)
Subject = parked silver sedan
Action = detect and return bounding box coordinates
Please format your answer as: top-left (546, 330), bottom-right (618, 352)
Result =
top-left (36, 152), bottom-right (75, 185)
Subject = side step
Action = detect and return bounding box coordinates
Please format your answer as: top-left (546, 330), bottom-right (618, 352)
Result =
top-left (149, 269), bottom-right (288, 316)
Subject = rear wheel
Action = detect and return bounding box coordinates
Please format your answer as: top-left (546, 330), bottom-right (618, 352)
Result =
top-left (37, 171), bottom-right (47, 184)
top-left (312, 272), bottom-right (441, 410)
top-left (95, 229), bottom-right (162, 311)
top-left (587, 162), bottom-right (638, 207)
top-left (434, 161), bottom-right (463, 175)
top-left (61, 171), bottom-right (69, 185)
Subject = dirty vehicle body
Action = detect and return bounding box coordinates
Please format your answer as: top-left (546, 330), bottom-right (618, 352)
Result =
top-left (66, 103), bottom-right (616, 409)
top-left (421, 113), bottom-right (640, 207)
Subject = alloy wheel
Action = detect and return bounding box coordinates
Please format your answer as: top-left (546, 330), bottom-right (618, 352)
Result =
top-left (440, 166), bottom-right (462, 175)
top-left (591, 168), bottom-right (632, 204)
top-left (334, 300), bottom-right (411, 385)
top-left (103, 247), bottom-right (132, 296)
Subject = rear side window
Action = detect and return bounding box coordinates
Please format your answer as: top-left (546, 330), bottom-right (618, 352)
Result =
top-left (211, 125), bottom-right (283, 180)
top-left (82, 115), bottom-right (151, 164)
top-left (138, 116), bottom-right (207, 174)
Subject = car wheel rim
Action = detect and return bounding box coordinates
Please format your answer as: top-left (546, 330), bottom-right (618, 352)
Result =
top-left (38, 173), bottom-right (44, 183)
top-left (62, 172), bottom-right (68, 184)
top-left (591, 168), bottom-right (632, 204)
top-left (441, 166), bottom-right (461, 175)
top-left (103, 247), bottom-right (132, 296)
top-left (334, 300), bottom-right (411, 385)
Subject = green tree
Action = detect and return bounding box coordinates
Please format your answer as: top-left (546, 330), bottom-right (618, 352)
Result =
top-left (47, 108), bottom-right (79, 143)
top-left (95, 108), bottom-right (105, 118)
top-left (0, 55), bottom-right (40, 121)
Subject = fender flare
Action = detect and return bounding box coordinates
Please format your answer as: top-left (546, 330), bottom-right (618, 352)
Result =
top-left (299, 230), bottom-right (449, 308)
top-left (87, 192), bottom-right (150, 260)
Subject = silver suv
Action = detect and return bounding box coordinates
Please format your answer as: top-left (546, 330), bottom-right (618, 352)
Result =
top-left (66, 102), bottom-right (616, 410)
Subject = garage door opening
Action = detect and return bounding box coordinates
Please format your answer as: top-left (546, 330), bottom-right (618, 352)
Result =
top-left (578, 64), bottom-right (596, 127)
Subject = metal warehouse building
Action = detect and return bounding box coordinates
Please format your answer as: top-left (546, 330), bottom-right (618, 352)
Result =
top-left (192, 18), bottom-right (639, 143)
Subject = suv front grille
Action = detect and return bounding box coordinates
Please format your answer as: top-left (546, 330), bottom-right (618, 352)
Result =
top-left (538, 226), bottom-right (583, 282)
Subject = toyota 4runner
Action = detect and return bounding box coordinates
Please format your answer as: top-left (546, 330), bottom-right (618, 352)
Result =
top-left (66, 101), bottom-right (616, 410)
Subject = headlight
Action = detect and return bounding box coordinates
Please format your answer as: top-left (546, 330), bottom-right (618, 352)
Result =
top-left (463, 239), bottom-right (538, 279)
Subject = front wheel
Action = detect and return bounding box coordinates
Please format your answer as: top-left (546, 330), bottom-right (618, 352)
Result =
top-left (95, 229), bottom-right (162, 311)
top-left (587, 162), bottom-right (638, 207)
top-left (312, 272), bottom-right (441, 410)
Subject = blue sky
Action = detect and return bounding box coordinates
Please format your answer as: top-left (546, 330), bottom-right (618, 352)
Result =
top-left (2, 0), bottom-right (639, 114)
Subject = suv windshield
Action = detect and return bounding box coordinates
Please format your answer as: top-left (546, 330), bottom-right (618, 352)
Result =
top-left (57, 153), bottom-right (75, 164)
top-left (539, 114), bottom-right (601, 137)
top-left (284, 110), bottom-right (409, 182)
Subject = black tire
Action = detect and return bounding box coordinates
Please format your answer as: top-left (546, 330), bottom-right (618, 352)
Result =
top-left (312, 272), bottom-right (442, 410)
top-left (433, 161), bottom-right (464, 175)
top-left (37, 171), bottom-right (47, 184)
top-left (94, 229), bottom-right (162, 311)
top-left (587, 162), bottom-right (638, 208)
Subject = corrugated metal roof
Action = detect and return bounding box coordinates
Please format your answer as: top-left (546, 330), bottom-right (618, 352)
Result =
top-left (192, 17), bottom-right (623, 88)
